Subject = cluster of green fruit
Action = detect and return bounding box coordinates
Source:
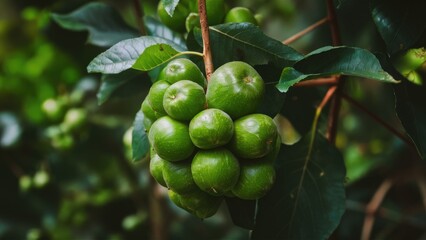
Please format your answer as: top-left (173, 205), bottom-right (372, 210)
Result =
top-left (157, 0), bottom-right (259, 33)
top-left (141, 58), bottom-right (279, 218)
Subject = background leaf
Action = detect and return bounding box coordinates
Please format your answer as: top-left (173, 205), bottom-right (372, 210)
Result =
top-left (371, 0), bottom-right (426, 55)
top-left (87, 36), bottom-right (186, 74)
top-left (193, 23), bottom-right (303, 68)
top-left (132, 111), bottom-right (150, 161)
top-left (161, 0), bottom-right (180, 16)
top-left (144, 16), bottom-right (185, 48)
top-left (253, 133), bottom-right (346, 240)
top-left (277, 46), bottom-right (399, 92)
top-left (51, 2), bottom-right (139, 47)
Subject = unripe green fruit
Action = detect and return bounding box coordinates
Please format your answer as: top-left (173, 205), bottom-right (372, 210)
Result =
top-left (157, 0), bottom-right (191, 32)
top-left (149, 116), bottom-right (195, 161)
top-left (147, 80), bottom-right (170, 115)
top-left (232, 161), bottom-right (275, 200)
top-left (62, 108), bottom-right (87, 131)
top-left (189, 109), bottom-right (234, 149)
top-left (163, 159), bottom-right (198, 194)
top-left (185, 12), bottom-right (200, 32)
top-left (230, 114), bottom-right (277, 159)
top-left (141, 99), bottom-right (157, 120)
top-left (206, 61), bottom-right (265, 119)
top-left (150, 153), bottom-right (167, 187)
top-left (224, 7), bottom-right (257, 25)
top-left (191, 148), bottom-right (240, 196)
top-left (41, 98), bottom-right (65, 121)
top-left (163, 80), bottom-right (206, 121)
top-left (158, 58), bottom-right (207, 88)
top-left (393, 48), bottom-right (426, 75)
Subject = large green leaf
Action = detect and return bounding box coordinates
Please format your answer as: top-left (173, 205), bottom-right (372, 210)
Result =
top-left (253, 133), bottom-right (346, 240)
top-left (394, 81), bottom-right (426, 160)
top-left (132, 111), bottom-right (150, 162)
top-left (144, 16), bottom-right (185, 48)
top-left (277, 46), bottom-right (399, 92)
top-left (371, 0), bottom-right (426, 55)
top-left (51, 2), bottom-right (139, 47)
top-left (161, 0), bottom-right (180, 16)
top-left (87, 36), bottom-right (186, 74)
top-left (193, 23), bottom-right (303, 68)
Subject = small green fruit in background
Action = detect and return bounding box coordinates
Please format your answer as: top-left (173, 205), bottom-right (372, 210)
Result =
top-left (189, 108), bottom-right (234, 149)
top-left (62, 108), bottom-right (87, 131)
top-left (224, 7), bottom-right (257, 25)
top-left (41, 98), bottom-right (65, 121)
top-left (163, 159), bottom-right (198, 194)
top-left (147, 80), bottom-right (170, 115)
top-left (393, 47), bottom-right (426, 75)
top-left (163, 80), bottom-right (206, 121)
top-left (158, 58), bottom-right (207, 88)
top-left (149, 153), bottom-right (167, 187)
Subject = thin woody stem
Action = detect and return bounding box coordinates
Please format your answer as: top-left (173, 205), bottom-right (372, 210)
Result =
top-left (132, 0), bottom-right (146, 35)
top-left (294, 77), bottom-right (338, 87)
top-left (283, 17), bottom-right (329, 45)
top-left (198, 0), bottom-right (214, 80)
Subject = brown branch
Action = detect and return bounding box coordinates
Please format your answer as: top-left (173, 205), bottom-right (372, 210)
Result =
top-left (294, 77), bottom-right (338, 87)
top-left (132, 0), bottom-right (146, 35)
top-left (326, 0), bottom-right (341, 46)
top-left (283, 17), bottom-right (329, 45)
top-left (361, 179), bottom-right (393, 240)
top-left (318, 86), bottom-right (337, 111)
top-left (198, 0), bottom-right (214, 80)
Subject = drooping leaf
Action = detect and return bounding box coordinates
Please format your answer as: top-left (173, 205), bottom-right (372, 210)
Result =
top-left (161, 0), bottom-right (180, 16)
top-left (132, 111), bottom-right (150, 161)
top-left (253, 133), bottom-right (346, 240)
top-left (144, 16), bottom-right (186, 48)
top-left (394, 81), bottom-right (426, 160)
top-left (193, 23), bottom-right (303, 68)
top-left (371, 0), bottom-right (426, 55)
top-left (277, 46), bottom-right (400, 92)
top-left (51, 2), bottom-right (139, 47)
top-left (87, 36), bottom-right (186, 74)
top-left (225, 198), bottom-right (257, 230)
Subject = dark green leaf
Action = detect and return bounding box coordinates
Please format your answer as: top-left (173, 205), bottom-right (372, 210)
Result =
top-left (371, 0), bottom-right (426, 54)
top-left (254, 65), bottom-right (286, 117)
top-left (132, 111), bottom-right (150, 161)
top-left (144, 16), bottom-right (185, 48)
top-left (87, 36), bottom-right (186, 74)
top-left (253, 133), bottom-right (346, 240)
top-left (193, 23), bottom-right (303, 68)
top-left (161, 0), bottom-right (180, 16)
top-left (225, 198), bottom-right (257, 230)
top-left (51, 2), bottom-right (139, 47)
top-left (394, 81), bottom-right (426, 160)
top-left (277, 46), bottom-right (399, 92)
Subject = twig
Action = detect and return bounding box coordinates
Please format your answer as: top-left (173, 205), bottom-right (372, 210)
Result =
top-left (294, 77), bottom-right (338, 87)
top-left (198, 0), bottom-right (214, 80)
top-left (132, 0), bottom-right (146, 35)
top-left (361, 179), bottom-right (393, 240)
top-left (283, 17), bottom-right (329, 45)
top-left (318, 86), bottom-right (337, 112)
top-left (341, 93), bottom-right (414, 147)
top-left (326, 0), bottom-right (341, 46)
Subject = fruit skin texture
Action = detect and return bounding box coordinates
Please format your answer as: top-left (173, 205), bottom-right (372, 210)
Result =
top-left (206, 61), bottom-right (265, 119)
top-left (163, 160), bottom-right (198, 194)
top-left (230, 114), bottom-right (277, 159)
top-left (158, 58), bottom-right (207, 89)
top-left (189, 109), bottom-right (234, 149)
top-left (168, 189), bottom-right (223, 219)
top-left (147, 80), bottom-right (170, 115)
top-left (157, 0), bottom-right (191, 32)
top-left (163, 80), bottom-right (206, 121)
top-left (191, 148), bottom-right (240, 196)
top-left (232, 161), bottom-right (276, 200)
top-left (148, 116), bottom-right (195, 162)
top-left (149, 153), bottom-right (167, 187)
top-left (224, 7), bottom-right (257, 25)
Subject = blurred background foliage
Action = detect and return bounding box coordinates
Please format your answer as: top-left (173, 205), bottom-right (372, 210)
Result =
top-left (0, 0), bottom-right (425, 239)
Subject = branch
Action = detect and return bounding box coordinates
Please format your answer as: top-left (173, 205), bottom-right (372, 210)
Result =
top-left (294, 77), bottom-right (338, 87)
top-left (283, 17), bottom-right (329, 45)
top-left (132, 0), bottom-right (146, 35)
top-left (198, 0), bottom-right (214, 80)
top-left (326, 0), bottom-right (341, 46)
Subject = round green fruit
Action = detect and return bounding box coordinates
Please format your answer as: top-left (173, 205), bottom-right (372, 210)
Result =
top-left (41, 98), bottom-right (65, 121)
top-left (230, 114), bottom-right (277, 159)
top-left (147, 80), bottom-right (170, 115)
top-left (150, 153), bottom-right (167, 187)
top-left (163, 159), bottom-right (198, 194)
top-left (232, 161), bottom-right (275, 200)
top-left (141, 99), bottom-right (157, 120)
top-left (206, 61), bottom-right (264, 119)
top-left (158, 58), bottom-right (207, 88)
top-left (157, 0), bottom-right (191, 32)
top-left (149, 116), bottom-right (195, 161)
top-left (62, 108), bottom-right (87, 131)
top-left (185, 12), bottom-right (200, 32)
top-left (189, 109), bottom-right (234, 149)
top-left (224, 7), bottom-right (257, 25)
top-left (191, 148), bottom-right (240, 196)
top-left (163, 80), bottom-right (206, 121)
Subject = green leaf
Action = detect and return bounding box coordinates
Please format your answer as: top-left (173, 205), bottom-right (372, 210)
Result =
top-left (144, 16), bottom-right (185, 48)
top-left (161, 0), bottom-right (180, 16)
top-left (87, 36), bottom-right (186, 74)
top-left (371, 0), bottom-right (426, 55)
top-left (51, 2), bottom-right (139, 47)
top-left (277, 46), bottom-right (400, 92)
top-left (193, 23), bottom-right (303, 68)
top-left (253, 133), bottom-right (346, 240)
top-left (132, 111), bottom-right (150, 162)
top-left (394, 81), bottom-right (426, 160)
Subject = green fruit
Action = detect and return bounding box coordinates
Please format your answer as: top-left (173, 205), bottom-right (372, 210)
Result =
top-left (141, 99), bottom-right (157, 120)
top-left (393, 48), bottom-right (426, 75)
top-left (163, 159), bottom-right (198, 194)
top-left (168, 189), bottom-right (185, 209)
top-left (185, 12), bottom-right (200, 32)
top-left (206, 61), bottom-right (264, 119)
top-left (191, 148), bottom-right (240, 196)
top-left (123, 127), bottom-right (133, 149)
top-left (406, 70), bottom-right (423, 85)
top-left (189, 109), bottom-right (234, 149)
top-left (41, 98), bottom-right (65, 121)
top-left (158, 58), bottom-right (207, 88)
top-left (157, 0), bottom-right (191, 32)
top-left (224, 7), bottom-right (257, 25)
top-left (147, 80), bottom-right (170, 115)
top-left (62, 108), bottom-right (87, 131)
top-left (230, 114), bottom-right (277, 159)
top-left (150, 153), bottom-right (167, 187)
top-left (163, 80), bottom-right (206, 121)
top-left (149, 116), bottom-right (195, 161)
top-left (232, 161), bottom-right (275, 200)
top-left (248, 133), bottom-right (281, 164)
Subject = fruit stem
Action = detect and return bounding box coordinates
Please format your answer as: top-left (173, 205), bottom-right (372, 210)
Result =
top-left (294, 77), bottom-right (338, 87)
top-left (198, 0), bottom-right (214, 81)
top-left (283, 17), bottom-right (329, 45)
top-left (132, 0), bottom-right (146, 35)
